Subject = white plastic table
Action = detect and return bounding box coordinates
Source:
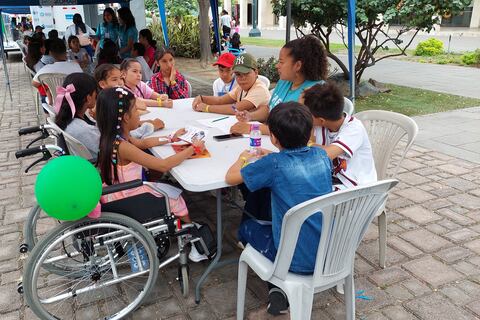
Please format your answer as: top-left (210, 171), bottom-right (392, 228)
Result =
top-left (143, 98), bottom-right (275, 303)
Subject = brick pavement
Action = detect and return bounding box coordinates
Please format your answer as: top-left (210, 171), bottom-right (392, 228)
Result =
top-left (1, 54), bottom-right (480, 319)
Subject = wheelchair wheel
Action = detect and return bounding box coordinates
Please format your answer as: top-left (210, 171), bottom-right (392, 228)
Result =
top-left (23, 213), bottom-right (159, 320)
top-left (23, 204), bottom-right (61, 251)
top-left (178, 265), bottom-right (189, 298)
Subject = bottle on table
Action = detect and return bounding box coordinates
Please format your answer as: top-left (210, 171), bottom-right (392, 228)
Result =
top-left (249, 123), bottom-right (262, 161)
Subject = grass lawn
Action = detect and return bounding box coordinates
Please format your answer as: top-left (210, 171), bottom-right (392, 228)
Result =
top-left (354, 83), bottom-right (480, 116)
top-left (241, 37), bottom-right (346, 52)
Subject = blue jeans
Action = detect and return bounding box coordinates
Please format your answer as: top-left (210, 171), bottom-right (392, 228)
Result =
top-left (238, 218), bottom-right (277, 262)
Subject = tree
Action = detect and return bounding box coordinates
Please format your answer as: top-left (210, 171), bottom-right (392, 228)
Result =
top-left (145, 0), bottom-right (198, 17)
top-left (272, 0), bottom-right (472, 83)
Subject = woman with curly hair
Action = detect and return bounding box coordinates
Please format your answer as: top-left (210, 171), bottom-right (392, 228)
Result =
top-left (231, 35), bottom-right (329, 135)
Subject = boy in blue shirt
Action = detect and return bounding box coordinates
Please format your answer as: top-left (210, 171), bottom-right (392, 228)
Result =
top-left (226, 102), bottom-right (332, 315)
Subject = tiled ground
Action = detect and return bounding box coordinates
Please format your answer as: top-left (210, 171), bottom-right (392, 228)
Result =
top-left (1, 55), bottom-right (480, 319)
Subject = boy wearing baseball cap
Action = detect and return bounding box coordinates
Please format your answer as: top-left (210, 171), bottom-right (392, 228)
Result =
top-left (212, 52), bottom-right (237, 96)
top-left (192, 53), bottom-right (270, 115)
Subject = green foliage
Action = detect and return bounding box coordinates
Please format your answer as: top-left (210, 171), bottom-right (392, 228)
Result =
top-left (257, 57), bottom-right (279, 83)
top-left (461, 49), bottom-right (480, 66)
top-left (145, 0), bottom-right (198, 17)
top-left (414, 38), bottom-right (444, 56)
top-left (149, 16), bottom-right (200, 59)
top-left (271, 0), bottom-right (472, 82)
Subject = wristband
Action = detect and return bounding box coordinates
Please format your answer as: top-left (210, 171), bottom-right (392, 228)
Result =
top-left (157, 97), bottom-right (163, 107)
top-left (240, 156), bottom-right (249, 168)
top-left (205, 105), bottom-right (210, 113)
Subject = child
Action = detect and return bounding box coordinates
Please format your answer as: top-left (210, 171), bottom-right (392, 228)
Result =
top-left (230, 32), bottom-right (241, 50)
top-left (96, 87), bottom-right (209, 261)
top-left (192, 53), bottom-right (270, 115)
top-left (94, 63), bottom-right (164, 138)
top-left (225, 102), bottom-right (332, 315)
top-left (212, 52), bottom-right (236, 97)
top-left (138, 28), bottom-right (157, 68)
top-left (131, 42), bottom-right (153, 82)
top-left (67, 35), bottom-right (90, 71)
top-left (96, 38), bottom-right (121, 67)
top-left (302, 82), bottom-right (377, 189)
top-left (121, 58), bottom-right (173, 108)
top-left (149, 48), bottom-right (190, 100)
top-left (54, 73), bottom-right (99, 158)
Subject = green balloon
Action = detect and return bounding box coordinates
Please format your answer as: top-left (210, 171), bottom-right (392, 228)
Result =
top-left (35, 156), bottom-right (102, 221)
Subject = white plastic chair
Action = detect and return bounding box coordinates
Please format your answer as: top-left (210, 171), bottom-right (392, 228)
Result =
top-left (24, 58), bottom-right (42, 116)
top-left (355, 110), bottom-right (418, 268)
top-left (344, 97), bottom-right (354, 115)
top-left (237, 180), bottom-right (398, 320)
top-left (258, 75), bottom-right (270, 90)
top-left (185, 79), bottom-right (193, 98)
top-left (37, 73), bottom-right (67, 105)
top-left (46, 118), bottom-right (94, 160)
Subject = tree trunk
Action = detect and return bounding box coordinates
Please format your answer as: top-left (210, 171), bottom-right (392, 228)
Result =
top-left (327, 52), bottom-right (350, 80)
top-left (198, 0), bottom-right (212, 67)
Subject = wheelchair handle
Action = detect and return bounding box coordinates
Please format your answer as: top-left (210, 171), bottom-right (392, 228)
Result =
top-left (18, 125), bottom-right (43, 135)
top-left (102, 179), bottom-right (144, 195)
top-left (15, 146), bottom-right (43, 158)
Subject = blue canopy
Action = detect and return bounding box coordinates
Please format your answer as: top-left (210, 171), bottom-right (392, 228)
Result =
top-left (0, 7), bottom-right (31, 15)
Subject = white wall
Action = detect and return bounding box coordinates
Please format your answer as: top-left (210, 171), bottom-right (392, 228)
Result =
top-left (471, 0), bottom-right (480, 28)
top-left (130, 0), bottom-right (146, 31)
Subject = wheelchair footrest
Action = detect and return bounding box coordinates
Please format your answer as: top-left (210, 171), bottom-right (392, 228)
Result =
top-left (193, 224), bottom-right (217, 259)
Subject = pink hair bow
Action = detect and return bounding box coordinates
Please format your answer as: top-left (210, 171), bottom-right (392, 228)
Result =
top-left (54, 84), bottom-right (76, 118)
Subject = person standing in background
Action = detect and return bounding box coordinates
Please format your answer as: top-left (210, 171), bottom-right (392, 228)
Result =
top-left (65, 13), bottom-right (96, 58)
top-left (220, 10), bottom-right (232, 39)
top-left (95, 7), bottom-right (120, 52)
top-left (117, 7), bottom-right (137, 59)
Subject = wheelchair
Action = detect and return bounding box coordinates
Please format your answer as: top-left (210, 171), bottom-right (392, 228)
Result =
top-left (16, 125), bottom-right (217, 320)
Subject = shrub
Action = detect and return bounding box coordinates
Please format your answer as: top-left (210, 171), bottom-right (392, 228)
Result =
top-left (256, 57), bottom-right (279, 83)
top-left (461, 49), bottom-right (480, 66)
top-left (148, 16), bottom-right (200, 59)
top-left (414, 38), bottom-right (444, 56)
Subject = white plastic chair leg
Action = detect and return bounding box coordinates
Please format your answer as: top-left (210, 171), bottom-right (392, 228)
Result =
top-left (236, 260), bottom-right (248, 320)
top-left (378, 211), bottom-right (387, 268)
top-left (344, 273), bottom-right (355, 320)
top-left (286, 285), bottom-right (314, 320)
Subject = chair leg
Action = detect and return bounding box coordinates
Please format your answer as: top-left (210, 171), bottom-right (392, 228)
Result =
top-left (378, 211), bottom-right (387, 268)
top-left (236, 260), bottom-right (248, 320)
top-left (344, 273), bottom-right (355, 320)
top-left (285, 285), bottom-right (314, 320)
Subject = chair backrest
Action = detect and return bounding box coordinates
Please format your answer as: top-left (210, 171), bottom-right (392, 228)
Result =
top-left (46, 117), bottom-right (93, 160)
top-left (343, 97), bottom-right (354, 115)
top-left (228, 47), bottom-right (244, 57)
top-left (185, 79), bottom-right (193, 98)
top-left (23, 57), bottom-right (37, 78)
top-left (355, 110), bottom-right (418, 179)
top-left (271, 180), bottom-right (398, 285)
top-left (37, 73), bottom-right (67, 99)
top-left (42, 103), bottom-right (56, 119)
top-left (16, 40), bottom-right (27, 57)
top-left (258, 75), bottom-right (271, 90)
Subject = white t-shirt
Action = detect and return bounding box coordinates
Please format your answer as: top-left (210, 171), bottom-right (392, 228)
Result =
top-left (220, 15), bottom-right (232, 28)
top-left (33, 61), bottom-right (83, 82)
top-left (212, 77), bottom-right (236, 96)
top-left (314, 114), bottom-right (377, 188)
top-left (135, 56), bottom-right (153, 82)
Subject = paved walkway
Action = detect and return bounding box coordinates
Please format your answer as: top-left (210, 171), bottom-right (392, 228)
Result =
top-left (1, 55), bottom-right (480, 320)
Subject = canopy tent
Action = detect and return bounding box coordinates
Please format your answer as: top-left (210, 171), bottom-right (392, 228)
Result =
top-left (1, 7), bottom-right (30, 15)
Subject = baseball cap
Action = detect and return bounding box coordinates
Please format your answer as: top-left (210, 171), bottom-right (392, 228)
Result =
top-left (212, 53), bottom-right (236, 68)
top-left (233, 53), bottom-right (257, 73)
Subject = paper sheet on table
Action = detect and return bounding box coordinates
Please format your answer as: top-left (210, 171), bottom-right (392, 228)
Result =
top-left (178, 125), bottom-right (209, 143)
top-left (196, 117), bottom-right (262, 136)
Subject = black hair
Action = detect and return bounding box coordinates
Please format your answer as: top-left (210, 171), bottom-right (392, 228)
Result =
top-left (25, 41), bottom-right (43, 70)
top-left (302, 82), bottom-right (344, 121)
top-left (230, 33), bottom-right (241, 49)
top-left (117, 7), bottom-right (136, 30)
top-left (133, 42), bottom-right (145, 56)
top-left (96, 87), bottom-right (136, 185)
top-left (67, 35), bottom-right (79, 48)
top-left (98, 39), bottom-right (120, 64)
top-left (283, 35), bottom-right (328, 81)
top-left (49, 38), bottom-right (67, 56)
top-left (103, 7), bottom-right (119, 27)
top-left (55, 73), bottom-right (98, 130)
top-left (267, 102), bottom-right (312, 149)
top-left (48, 29), bottom-right (58, 39)
top-left (73, 13), bottom-right (87, 35)
top-left (221, 10), bottom-right (228, 15)
top-left (94, 63), bottom-right (119, 83)
top-left (120, 58), bottom-right (141, 71)
top-left (154, 47), bottom-right (175, 61)
top-left (31, 32), bottom-right (45, 42)
top-left (139, 29), bottom-right (157, 48)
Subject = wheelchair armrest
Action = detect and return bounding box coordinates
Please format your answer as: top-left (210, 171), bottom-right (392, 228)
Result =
top-left (102, 179), bottom-right (143, 195)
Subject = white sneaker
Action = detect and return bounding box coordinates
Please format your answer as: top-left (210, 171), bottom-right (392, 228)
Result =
top-left (188, 244), bottom-right (208, 262)
top-left (336, 283), bottom-right (344, 295)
